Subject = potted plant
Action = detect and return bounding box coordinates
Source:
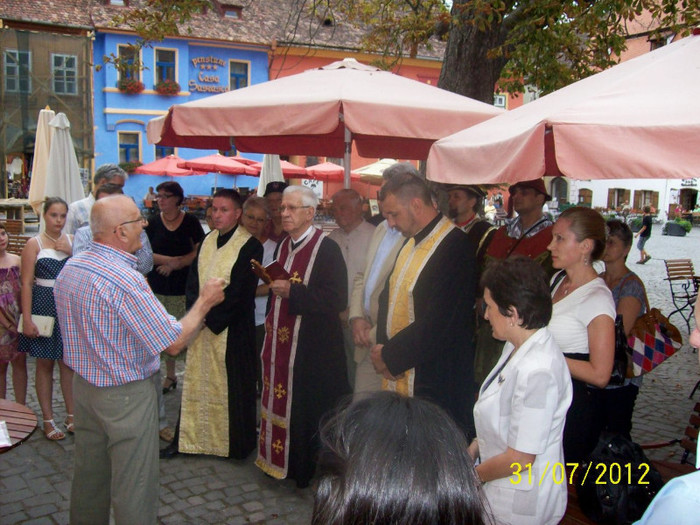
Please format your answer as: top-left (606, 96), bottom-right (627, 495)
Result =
top-left (119, 161), bottom-right (142, 174)
top-left (117, 77), bottom-right (145, 94)
top-left (155, 79), bottom-right (180, 95)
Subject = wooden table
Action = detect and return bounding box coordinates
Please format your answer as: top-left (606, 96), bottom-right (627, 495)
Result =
top-left (0, 399), bottom-right (38, 453)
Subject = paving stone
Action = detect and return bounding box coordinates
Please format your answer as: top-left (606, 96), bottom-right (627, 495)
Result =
top-left (242, 500), bottom-right (264, 512)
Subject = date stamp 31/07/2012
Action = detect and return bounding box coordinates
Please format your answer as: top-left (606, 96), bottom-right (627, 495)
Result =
top-left (509, 462), bottom-right (652, 487)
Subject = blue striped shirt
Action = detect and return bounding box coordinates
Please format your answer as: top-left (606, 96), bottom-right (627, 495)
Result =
top-left (54, 241), bottom-right (182, 387)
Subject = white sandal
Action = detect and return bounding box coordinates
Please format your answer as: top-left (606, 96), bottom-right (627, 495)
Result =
top-left (64, 415), bottom-right (75, 434)
top-left (44, 419), bottom-right (66, 441)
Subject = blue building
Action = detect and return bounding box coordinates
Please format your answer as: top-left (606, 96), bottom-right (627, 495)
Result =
top-left (94, 30), bottom-right (269, 200)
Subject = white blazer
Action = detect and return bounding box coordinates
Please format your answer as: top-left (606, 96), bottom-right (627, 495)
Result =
top-left (474, 327), bottom-right (573, 525)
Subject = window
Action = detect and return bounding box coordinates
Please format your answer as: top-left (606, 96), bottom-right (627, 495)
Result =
top-left (52, 54), bottom-right (78, 95)
top-left (109, 0), bottom-right (126, 5)
top-left (223, 6), bottom-right (242, 19)
top-left (229, 61), bottom-right (249, 90)
top-left (118, 132), bottom-right (140, 164)
top-left (4, 50), bottom-right (31, 93)
top-left (155, 145), bottom-right (174, 159)
top-left (155, 49), bottom-right (176, 84)
top-left (117, 45), bottom-right (138, 80)
top-left (493, 94), bottom-right (506, 108)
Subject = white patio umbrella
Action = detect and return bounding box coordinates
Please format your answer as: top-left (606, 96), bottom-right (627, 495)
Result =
top-left (28, 106), bottom-right (55, 214)
top-left (44, 113), bottom-right (85, 206)
top-left (256, 154), bottom-right (285, 196)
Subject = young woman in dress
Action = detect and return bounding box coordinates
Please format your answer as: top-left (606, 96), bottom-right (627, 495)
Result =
top-left (19, 197), bottom-right (74, 440)
top-left (547, 206), bottom-right (615, 463)
top-left (0, 223), bottom-right (25, 402)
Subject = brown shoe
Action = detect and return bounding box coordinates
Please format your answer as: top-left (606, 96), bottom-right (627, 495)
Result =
top-left (159, 427), bottom-right (175, 442)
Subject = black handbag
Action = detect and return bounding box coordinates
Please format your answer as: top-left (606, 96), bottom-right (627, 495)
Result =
top-left (609, 314), bottom-right (629, 386)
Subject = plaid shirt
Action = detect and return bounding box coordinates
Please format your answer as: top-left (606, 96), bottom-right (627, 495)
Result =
top-left (55, 241), bottom-right (182, 387)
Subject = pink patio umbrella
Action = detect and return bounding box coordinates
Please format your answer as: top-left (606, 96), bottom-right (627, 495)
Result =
top-left (134, 155), bottom-right (207, 177)
top-left (427, 30), bottom-right (700, 185)
top-left (147, 58), bottom-right (502, 187)
top-left (177, 152), bottom-right (258, 188)
top-left (248, 159), bottom-right (307, 179)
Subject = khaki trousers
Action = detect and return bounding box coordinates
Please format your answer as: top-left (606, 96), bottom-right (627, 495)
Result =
top-left (70, 373), bottom-right (159, 525)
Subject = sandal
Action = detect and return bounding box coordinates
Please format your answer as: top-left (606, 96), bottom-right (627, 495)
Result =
top-left (64, 415), bottom-right (75, 434)
top-left (162, 376), bottom-right (178, 394)
top-left (44, 419), bottom-right (66, 441)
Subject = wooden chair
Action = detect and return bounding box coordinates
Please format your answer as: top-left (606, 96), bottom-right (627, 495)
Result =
top-left (7, 234), bottom-right (31, 256)
top-left (664, 259), bottom-right (699, 335)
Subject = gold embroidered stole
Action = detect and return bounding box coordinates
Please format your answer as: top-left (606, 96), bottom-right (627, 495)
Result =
top-left (256, 228), bottom-right (324, 479)
top-left (179, 227), bottom-right (251, 457)
top-left (383, 217), bottom-right (455, 396)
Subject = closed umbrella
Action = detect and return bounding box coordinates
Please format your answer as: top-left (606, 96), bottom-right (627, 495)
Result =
top-left (44, 113), bottom-right (85, 207)
top-left (28, 106), bottom-right (55, 214)
top-left (147, 58), bottom-right (502, 187)
top-left (427, 30), bottom-right (700, 185)
top-left (255, 154), bottom-right (285, 196)
top-left (249, 158), bottom-right (307, 179)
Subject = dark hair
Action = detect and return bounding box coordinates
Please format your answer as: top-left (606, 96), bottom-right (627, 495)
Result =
top-left (43, 197), bottom-right (68, 215)
top-left (156, 181), bottom-right (184, 206)
top-left (606, 219), bottom-right (633, 249)
top-left (378, 172), bottom-right (433, 206)
top-left (95, 182), bottom-right (124, 199)
top-left (643, 206), bottom-right (651, 214)
top-left (0, 222), bottom-right (6, 234)
top-left (313, 392), bottom-right (491, 525)
top-left (558, 206), bottom-right (606, 261)
top-left (480, 256), bottom-right (552, 329)
top-left (93, 163), bottom-right (127, 185)
top-left (213, 188), bottom-right (243, 209)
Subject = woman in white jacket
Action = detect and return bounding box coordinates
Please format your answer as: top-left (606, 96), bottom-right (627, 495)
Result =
top-left (470, 256), bottom-right (573, 525)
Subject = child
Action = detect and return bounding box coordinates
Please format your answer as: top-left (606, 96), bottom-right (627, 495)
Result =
top-left (0, 223), bottom-right (26, 403)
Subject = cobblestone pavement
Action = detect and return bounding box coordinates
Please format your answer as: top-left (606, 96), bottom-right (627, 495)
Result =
top-left (1, 227), bottom-right (699, 524)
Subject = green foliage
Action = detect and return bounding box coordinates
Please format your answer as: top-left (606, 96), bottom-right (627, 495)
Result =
top-left (674, 217), bottom-right (692, 233)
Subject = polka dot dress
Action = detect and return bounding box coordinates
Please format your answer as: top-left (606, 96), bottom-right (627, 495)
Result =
top-left (18, 237), bottom-right (70, 359)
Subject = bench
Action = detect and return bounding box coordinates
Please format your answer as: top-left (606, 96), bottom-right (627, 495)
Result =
top-left (664, 259), bottom-right (699, 335)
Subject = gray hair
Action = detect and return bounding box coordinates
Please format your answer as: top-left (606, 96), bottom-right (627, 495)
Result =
top-left (243, 195), bottom-right (270, 218)
top-left (382, 162), bottom-right (420, 181)
top-left (94, 163), bottom-right (128, 185)
top-left (283, 185), bottom-right (319, 210)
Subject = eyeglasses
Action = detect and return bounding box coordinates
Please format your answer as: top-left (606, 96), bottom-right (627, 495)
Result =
top-left (279, 205), bottom-right (312, 213)
top-left (155, 193), bottom-right (175, 199)
top-left (114, 216), bottom-right (147, 232)
top-left (244, 214), bottom-right (267, 224)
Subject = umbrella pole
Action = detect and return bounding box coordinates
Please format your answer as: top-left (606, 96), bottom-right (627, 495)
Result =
top-left (343, 126), bottom-right (351, 189)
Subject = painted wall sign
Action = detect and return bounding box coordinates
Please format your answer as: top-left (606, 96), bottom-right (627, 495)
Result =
top-left (190, 55), bottom-right (228, 93)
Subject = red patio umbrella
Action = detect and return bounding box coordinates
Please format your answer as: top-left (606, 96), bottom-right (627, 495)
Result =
top-left (248, 159), bottom-right (307, 178)
top-left (305, 162), bottom-right (360, 182)
top-left (134, 155), bottom-right (206, 177)
top-left (176, 153), bottom-right (258, 175)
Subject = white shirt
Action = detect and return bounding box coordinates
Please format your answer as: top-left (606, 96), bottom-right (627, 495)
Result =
top-left (549, 276), bottom-right (615, 355)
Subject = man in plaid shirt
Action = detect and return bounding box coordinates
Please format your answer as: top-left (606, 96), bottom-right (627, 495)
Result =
top-left (55, 195), bottom-right (225, 525)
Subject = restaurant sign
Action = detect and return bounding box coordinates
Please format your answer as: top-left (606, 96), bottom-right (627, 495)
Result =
top-left (189, 56), bottom-right (229, 94)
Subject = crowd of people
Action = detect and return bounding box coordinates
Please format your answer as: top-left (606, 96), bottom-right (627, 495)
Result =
top-left (2, 159), bottom-right (691, 524)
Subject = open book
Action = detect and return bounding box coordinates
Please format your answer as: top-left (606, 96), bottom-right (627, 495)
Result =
top-left (250, 259), bottom-right (290, 284)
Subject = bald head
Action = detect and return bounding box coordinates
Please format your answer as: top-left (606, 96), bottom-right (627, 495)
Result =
top-left (91, 195), bottom-right (144, 253)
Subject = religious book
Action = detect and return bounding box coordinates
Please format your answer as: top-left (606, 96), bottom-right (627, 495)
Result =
top-left (251, 259), bottom-right (290, 284)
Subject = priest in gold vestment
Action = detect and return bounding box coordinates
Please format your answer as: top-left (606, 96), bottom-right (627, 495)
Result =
top-left (178, 189), bottom-right (263, 459)
top-left (371, 173), bottom-right (477, 437)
